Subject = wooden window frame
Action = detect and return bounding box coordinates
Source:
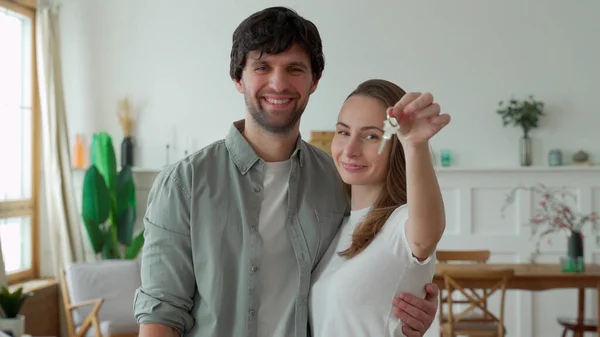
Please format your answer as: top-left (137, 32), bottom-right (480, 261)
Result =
top-left (2, 0), bottom-right (36, 11)
top-left (1, 0), bottom-right (40, 285)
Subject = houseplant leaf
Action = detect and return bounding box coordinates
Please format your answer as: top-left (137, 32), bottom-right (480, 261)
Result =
top-left (117, 207), bottom-right (135, 246)
top-left (116, 166), bottom-right (136, 217)
top-left (125, 230), bottom-right (145, 259)
top-left (116, 166), bottom-right (137, 246)
top-left (101, 229), bottom-right (120, 259)
top-left (81, 165), bottom-right (110, 253)
top-left (90, 132), bottom-right (118, 195)
top-left (0, 287), bottom-right (32, 318)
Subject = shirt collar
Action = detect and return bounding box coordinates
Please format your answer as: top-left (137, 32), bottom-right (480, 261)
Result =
top-left (225, 119), bottom-right (305, 174)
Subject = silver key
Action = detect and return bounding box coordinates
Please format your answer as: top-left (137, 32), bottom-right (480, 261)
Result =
top-left (378, 116), bottom-right (399, 154)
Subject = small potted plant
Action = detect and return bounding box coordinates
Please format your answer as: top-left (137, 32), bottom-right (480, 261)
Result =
top-left (0, 286), bottom-right (32, 336)
top-left (497, 95), bottom-right (544, 166)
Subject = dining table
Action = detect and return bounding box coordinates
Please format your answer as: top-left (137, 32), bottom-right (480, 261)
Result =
top-left (433, 263), bottom-right (600, 335)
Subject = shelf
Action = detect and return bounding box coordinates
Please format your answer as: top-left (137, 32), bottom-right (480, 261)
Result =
top-left (72, 165), bottom-right (600, 175)
top-left (435, 165), bottom-right (599, 173)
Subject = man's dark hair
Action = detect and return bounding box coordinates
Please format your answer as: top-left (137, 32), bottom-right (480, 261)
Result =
top-left (229, 6), bottom-right (325, 81)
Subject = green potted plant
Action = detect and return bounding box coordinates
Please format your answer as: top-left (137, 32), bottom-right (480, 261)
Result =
top-left (497, 95), bottom-right (544, 166)
top-left (81, 132), bottom-right (145, 259)
top-left (0, 286), bottom-right (32, 336)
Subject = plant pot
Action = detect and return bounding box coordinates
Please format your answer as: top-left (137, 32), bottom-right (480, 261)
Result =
top-left (520, 136), bottom-right (532, 166)
top-left (0, 315), bottom-right (25, 336)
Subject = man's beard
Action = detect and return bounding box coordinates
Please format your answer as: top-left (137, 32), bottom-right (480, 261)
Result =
top-left (245, 93), bottom-right (305, 135)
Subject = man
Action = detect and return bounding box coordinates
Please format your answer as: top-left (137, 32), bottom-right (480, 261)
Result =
top-left (134, 6), bottom-right (440, 337)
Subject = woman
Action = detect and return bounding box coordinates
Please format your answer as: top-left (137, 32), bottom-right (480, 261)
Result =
top-left (309, 79), bottom-right (450, 337)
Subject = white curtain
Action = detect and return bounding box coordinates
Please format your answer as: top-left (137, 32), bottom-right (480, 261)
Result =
top-left (36, 0), bottom-right (87, 277)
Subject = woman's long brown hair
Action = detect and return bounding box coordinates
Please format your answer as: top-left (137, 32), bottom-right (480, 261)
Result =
top-left (338, 79), bottom-right (408, 258)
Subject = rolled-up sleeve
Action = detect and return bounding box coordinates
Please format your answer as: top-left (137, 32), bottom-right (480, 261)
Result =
top-left (133, 164), bottom-right (196, 334)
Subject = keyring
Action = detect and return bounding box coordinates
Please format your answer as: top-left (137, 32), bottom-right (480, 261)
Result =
top-left (387, 114), bottom-right (399, 127)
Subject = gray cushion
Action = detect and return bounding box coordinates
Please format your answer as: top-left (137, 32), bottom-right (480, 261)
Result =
top-left (65, 259), bottom-right (141, 329)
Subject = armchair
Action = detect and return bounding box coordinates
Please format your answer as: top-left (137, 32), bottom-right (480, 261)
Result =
top-left (60, 259), bottom-right (141, 337)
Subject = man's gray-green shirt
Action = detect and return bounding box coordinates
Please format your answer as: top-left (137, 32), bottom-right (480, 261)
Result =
top-left (133, 120), bottom-right (349, 337)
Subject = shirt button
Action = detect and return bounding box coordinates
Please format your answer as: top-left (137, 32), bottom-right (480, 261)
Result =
top-left (251, 226), bottom-right (257, 231)
top-left (253, 186), bottom-right (261, 192)
top-left (251, 265), bottom-right (259, 272)
top-left (249, 310), bottom-right (255, 317)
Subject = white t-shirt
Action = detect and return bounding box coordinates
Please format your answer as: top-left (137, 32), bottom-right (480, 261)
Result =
top-left (309, 205), bottom-right (435, 337)
top-left (256, 160), bottom-right (298, 337)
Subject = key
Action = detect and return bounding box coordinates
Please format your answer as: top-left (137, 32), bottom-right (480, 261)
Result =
top-left (378, 116), bottom-right (399, 154)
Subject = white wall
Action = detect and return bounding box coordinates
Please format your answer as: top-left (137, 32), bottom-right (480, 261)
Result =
top-left (57, 0), bottom-right (600, 170)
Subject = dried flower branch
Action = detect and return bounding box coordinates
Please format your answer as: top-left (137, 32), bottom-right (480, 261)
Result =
top-left (501, 183), bottom-right (599, 263)
top-left (117, 97), bottom-right (136, 138)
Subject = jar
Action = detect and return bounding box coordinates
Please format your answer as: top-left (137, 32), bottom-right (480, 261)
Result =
top-left (548, 149), bottom-right (562, 166)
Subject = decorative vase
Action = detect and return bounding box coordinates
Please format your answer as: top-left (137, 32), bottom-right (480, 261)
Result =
top-left (0, 315), bottom-right (25, 336)
top-left (568, 231), bottom-right (584, 259)
top-left (519, 136), bottom-right (532, 166)
top-left (565, 231), bottom-right (585, 273)
top-left (121, 136), bottom-right (134, 168)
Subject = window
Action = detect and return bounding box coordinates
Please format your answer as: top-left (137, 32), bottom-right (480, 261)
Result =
top-left (0, 0), bottom-right (38, 283)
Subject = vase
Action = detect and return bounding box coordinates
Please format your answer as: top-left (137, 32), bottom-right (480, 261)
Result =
top-left (519, 136), bottom-right (532, 166)
top-left (568, 231), bottom-right (584, 259)
top-left (566, 231), bottom-right (584, 272)
top-left (0, 315), bottom-right (25, 336)
top-left (121, 136), bottom-right (134, 168)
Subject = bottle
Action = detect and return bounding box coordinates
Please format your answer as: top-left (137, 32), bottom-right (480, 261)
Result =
top-left (440, 149), bottom-right (452, 167)
top-left (73, 134), bottom-right (84, 168)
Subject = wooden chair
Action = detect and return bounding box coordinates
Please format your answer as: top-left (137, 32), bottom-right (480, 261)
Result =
top-left (440, 268), bottom-right (514, 337)
top-left (555, 286), bottom-right (599, 337)
top-left (557, 317), bottom-right (598, 337)
top-left (436, 250), bottom-right (492, 325)
top-left (60, 260), bottom-right (141, 337)
top-left (308, 131), bottom-right (334, 155)
top-left (436, 250), bottom-right (491, 264)
top-left (60, 270), bottom-right (103, 337)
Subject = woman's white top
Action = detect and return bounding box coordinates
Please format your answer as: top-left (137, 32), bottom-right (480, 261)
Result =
top-left (309, 205), bottom-right (435, 337)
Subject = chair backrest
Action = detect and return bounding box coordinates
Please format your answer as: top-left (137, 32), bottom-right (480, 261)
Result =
top-left (64, 259), bottom-right (141, 326)
top-left (436, 250), bottom-right (491, 264)
top-left (436, 250), bottom-right (492, 320)
top-left (441, 268), bottom-right (514, 336)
